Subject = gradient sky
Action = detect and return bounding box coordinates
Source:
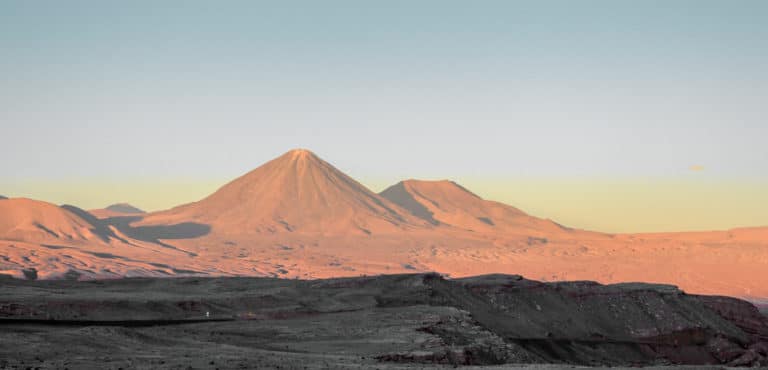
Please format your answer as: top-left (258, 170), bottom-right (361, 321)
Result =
top-left (1, 1), bottom-right (767, 232)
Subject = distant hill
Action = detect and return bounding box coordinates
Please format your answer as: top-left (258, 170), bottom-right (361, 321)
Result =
top-left (89, 203), bottom-right (145, 219)
top-left (106, 203), bottom-right (145, 214)
top-left (0, 198), bottom-right (104, 242)
top-left (0, 198), bottom-right (202, 280)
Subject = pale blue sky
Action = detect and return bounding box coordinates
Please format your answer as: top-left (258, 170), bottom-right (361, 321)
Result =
top-left (1, 1), bottom-right (767, 231)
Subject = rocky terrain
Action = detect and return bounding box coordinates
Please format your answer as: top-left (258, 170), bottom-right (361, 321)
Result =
top-left (1, 273), bottom-right (767, 369)
top-left (758, 304), bottom-right (768, 316)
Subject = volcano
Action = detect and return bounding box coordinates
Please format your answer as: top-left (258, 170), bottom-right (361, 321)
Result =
top-left (139, 149), bottom-right (428, 236)
top-left (380, 179), bottom-right (568, 236)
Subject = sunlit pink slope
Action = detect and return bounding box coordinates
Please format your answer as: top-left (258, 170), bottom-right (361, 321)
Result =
top-left (1, 149), bottom-right (766, 299)
top-left (0, 198), bottom-right (198, 279)
top-left (380, 179), bottom-right (571, 236)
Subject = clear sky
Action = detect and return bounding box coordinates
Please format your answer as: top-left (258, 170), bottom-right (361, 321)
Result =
top-left (1, 1), bottom-right (767, 232)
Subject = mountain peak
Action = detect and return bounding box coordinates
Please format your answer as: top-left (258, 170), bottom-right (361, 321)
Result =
top-left (140, 149), bottom-right (427, 235)
top-left (381, 179), bottom-right (564, 234)
top-left (273, 148), bottom-right (326, 171)
top-left (285, 148), bottom-right (316, 158)
top-left (397, 179), bottom-right (483, 200)
top-left (105, 203), bottom-right (145, 214)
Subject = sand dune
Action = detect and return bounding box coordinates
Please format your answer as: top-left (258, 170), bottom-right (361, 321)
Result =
top-left (1, 149), bottom-right (766, 300)
top-left (0, 198), bottom-right (101, 242)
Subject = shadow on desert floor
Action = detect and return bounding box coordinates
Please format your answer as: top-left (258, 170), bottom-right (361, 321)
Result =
top-left (104, 216), bottom-right (210, 243)
top-left (60, 205), bottom-right (210, 253)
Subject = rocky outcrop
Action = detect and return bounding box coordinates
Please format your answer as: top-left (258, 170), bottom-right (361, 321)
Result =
top-left (0, 273), bottom-right (766, 367)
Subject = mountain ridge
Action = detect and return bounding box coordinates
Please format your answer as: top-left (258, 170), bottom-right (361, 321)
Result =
top-left (1, 149), bottom-right (767, 300)
top-left (380, 179), bottom-right (570, 236)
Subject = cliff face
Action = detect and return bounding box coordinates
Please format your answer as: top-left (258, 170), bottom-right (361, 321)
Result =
top-left (439, 275), bottom-right (768, 366)
top-left (1, 273), bottom-right (766, 367)
top-left (695, 295), bottom-right (768, 365)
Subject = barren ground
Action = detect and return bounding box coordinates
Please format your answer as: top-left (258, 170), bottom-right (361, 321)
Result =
top-left (1, 274), bottom-right (767, 369)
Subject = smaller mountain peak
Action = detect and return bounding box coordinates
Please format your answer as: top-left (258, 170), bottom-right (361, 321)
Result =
top-left (387, 179), bottom-right (484, 202)
top-left (402, 179), bottom-right (455, 186)
top-left (105, 203), bottom-right (145, 214)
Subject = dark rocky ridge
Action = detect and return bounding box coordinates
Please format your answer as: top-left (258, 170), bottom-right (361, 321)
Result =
top-left (0, 273), bottom-right (766, 368)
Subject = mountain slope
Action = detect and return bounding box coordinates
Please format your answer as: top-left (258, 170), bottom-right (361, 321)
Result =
top-left (0, 198), bottom-right (106, 242)
top-left (0, 198), bottom-right (216, 280)
top-left (140, 149), bottom-right (428, 236)
top-left (380, 180), bottom-right (569, 235)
